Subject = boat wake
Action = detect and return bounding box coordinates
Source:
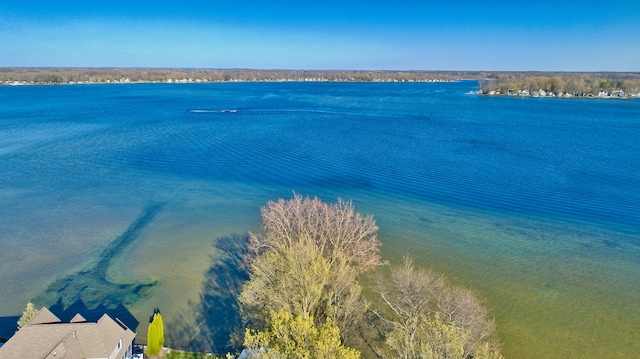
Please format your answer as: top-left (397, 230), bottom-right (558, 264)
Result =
top-left (189, 109), bottom-right (238, 113)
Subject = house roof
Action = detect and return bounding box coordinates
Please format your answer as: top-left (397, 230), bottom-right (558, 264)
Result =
top-left (0, 308), bottom-right (136, 359)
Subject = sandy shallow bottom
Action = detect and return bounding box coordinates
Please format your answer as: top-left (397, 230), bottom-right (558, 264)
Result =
top-left (46, 185), bottom-right (634, 358)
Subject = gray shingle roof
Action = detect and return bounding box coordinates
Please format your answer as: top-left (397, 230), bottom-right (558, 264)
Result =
top-left (0, 308), bottom-right (136, 359)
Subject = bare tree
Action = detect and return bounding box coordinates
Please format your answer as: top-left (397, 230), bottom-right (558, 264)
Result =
top-left (374, 257), bottom-right (501, 359)
top-left (433, 283), bottom-right (497, 356)
top-left (241, 194), bottom-right (380, 344)
top-left (246, 193), bottom-right (382, 274)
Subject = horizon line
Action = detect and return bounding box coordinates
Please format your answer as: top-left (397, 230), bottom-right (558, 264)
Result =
top-left (1, 67), bottom-right (639, 74)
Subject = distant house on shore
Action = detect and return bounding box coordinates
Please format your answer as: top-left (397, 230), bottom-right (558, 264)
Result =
top-left (0, 307), bottom-right (137, 359)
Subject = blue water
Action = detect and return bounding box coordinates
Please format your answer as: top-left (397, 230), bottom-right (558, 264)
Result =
top-left (1, 82), bottom-right (638, 357)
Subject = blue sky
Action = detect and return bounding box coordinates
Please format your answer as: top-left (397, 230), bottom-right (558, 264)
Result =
top-left (1, 1), bottom-right (639, 71)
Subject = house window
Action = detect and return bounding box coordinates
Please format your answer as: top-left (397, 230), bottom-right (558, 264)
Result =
top-left (117, 339), bottom-right (122, 349)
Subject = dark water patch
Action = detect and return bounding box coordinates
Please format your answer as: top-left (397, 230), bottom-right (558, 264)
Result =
top-left (0, 316), bottom-right (19, 341)
top-left (33, 204), bottom-right (163, 316)
top-left (309, 174), bottom-right (373, 190)
top-left (93, 203), bottom-right (164, 278)
top-left (167, 234), bottom-right (249, 353)
top-left (49, 299), bottom-right (139, 332)
top-left (601, 239), bottom-right (621, 249)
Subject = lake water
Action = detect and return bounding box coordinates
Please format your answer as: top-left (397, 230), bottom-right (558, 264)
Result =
top-left (0, 82), bottom-right (638, 358)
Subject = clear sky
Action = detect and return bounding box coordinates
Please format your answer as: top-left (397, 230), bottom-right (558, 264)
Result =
top-left (1, 1), bottom-right (639, 71)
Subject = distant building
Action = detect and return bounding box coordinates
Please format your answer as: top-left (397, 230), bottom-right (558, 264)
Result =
top-left (0, 307), bottom-right (136, 359)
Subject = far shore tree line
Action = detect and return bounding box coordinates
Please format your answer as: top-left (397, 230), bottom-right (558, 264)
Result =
top-left (0, 68), bottom-right (479, 84)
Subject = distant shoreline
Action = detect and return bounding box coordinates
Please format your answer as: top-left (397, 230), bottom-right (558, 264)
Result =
top-left (2, 68), bottom-right (639, 86)
top-left (0, 68), bottom-right (470, 86)
top-left (3, 68), bottom-right (640, 100)
top-left (1, 78), bottom-right (455, 86)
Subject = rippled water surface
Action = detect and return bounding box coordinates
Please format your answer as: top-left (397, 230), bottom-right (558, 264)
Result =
top-left (1, 82), bottom-right (638, 357)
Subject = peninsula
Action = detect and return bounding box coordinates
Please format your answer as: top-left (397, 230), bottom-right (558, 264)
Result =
top-left (477, 72), bottom-right (640, 98)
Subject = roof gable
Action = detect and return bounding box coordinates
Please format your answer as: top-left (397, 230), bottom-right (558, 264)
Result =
top-left (70, 313), bottom-right (86, 323)
top-left (27, 308), bottom-right (61, 325)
